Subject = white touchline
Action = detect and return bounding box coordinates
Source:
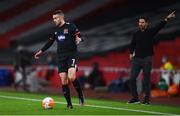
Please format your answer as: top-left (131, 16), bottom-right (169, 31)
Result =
top-left (0, 95), bottom-right (175, 115)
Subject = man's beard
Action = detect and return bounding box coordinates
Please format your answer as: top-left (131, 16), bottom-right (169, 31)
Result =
top-left (139, 26), bottom-right (146, 30)
top-left (55, 22), bottom-right (61, 26)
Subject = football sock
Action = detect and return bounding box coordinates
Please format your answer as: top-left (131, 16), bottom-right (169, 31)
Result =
top-left (72, 79), bottom-right (83, 98)
top-left (62, 85), bottom-right (72, 105)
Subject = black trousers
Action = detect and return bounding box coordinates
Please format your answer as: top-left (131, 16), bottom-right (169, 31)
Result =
top-left (130, 56), bottom-right (152, 101)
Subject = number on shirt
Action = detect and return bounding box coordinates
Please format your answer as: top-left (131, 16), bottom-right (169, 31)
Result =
top-left (71, 59), bottom-right (76, 66)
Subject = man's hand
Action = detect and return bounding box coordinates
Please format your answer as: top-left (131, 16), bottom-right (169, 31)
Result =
top-left (34, 50), bottom-right (43, 59)
top-left (75, 36), bottom-right (82, 44)
top-left (165, 11), bottom-right (176, 21)
top-left (129, 54), bottom-right (134, 60)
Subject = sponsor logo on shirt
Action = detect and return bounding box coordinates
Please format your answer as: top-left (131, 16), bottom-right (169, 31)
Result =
top-left (58, 35), bottom-right (65, 41)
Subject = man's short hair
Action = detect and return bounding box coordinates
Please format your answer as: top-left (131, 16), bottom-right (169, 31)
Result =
top-left (139, 16), bottom-right (148, 22)
top-left (52, 10), bottom-right (64, 16)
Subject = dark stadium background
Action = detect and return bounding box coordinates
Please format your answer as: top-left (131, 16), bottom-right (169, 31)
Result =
top-left (0, 0), bottom-right (180, 106)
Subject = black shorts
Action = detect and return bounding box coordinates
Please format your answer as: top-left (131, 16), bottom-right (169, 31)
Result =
top-left (57, 53), bottom-right (78, 73)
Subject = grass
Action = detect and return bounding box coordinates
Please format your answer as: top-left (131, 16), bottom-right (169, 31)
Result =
top-left (0, 90), bottom-right (179, 115)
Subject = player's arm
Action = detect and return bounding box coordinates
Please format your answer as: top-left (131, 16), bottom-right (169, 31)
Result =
top-left (152, 11), bottom-right (176, 34)
top-left (129, 35), bottom-right (136, 60)
top-left (164, 10), bottom-right (176, 22)
top-left (34, 38), bottom-right (55, 59)
top-left (71, 23), bottom-right (84, 44)
top-left (75, 31), bottom-right (84, 44)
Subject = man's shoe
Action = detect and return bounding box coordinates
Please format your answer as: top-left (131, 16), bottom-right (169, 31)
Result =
top-left (67, 104), bottom-right (73, 109)
top-left (127, 98), bottom-right (140, 104)
top-left (79, 96), bottom-right (85, 106)
top-left (141, 101), bottom-right (150, 105)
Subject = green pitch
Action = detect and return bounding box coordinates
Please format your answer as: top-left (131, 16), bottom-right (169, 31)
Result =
top-left (0, 90), bottom-right (179, 115)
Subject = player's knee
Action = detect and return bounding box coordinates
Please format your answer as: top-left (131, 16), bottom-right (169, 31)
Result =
top-left (61, 78), bottom-right (68, 85)
top-left (68, 68), bottom-right (76, 81)
top-left (68, 74), bottom-right (75, 81)
top-left (60, 76), bottom-right (68, 85)
top-left (59, 73), bottom-right (68, 85)
top-left (68, 72), bottom-right (76, 81)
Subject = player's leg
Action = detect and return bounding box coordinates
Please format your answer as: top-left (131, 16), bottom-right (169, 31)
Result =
top-left (22, 66), bottom-right (28, 92)
top-left (58, 58), bottom-right (73, 109)
top-left (128, 58), bottom-right (142, 104)
top-left (68, 58), bottom-right (85, 106)
top-left (59, 72), bottom-right (73, 108)
top-left (142, 56), bottom-right (152, 105)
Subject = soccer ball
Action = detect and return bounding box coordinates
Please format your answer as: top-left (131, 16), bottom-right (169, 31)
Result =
top-left (42, 97), bottom-right (54, 109)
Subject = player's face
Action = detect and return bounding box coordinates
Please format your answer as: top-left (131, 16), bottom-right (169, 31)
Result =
top-left (138, 19), bottom-right (148, 30)
top-left (53, 14), bottom-right (64, 26)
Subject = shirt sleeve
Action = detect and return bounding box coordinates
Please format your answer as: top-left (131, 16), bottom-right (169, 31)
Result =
top-left (41, 38), bottom-right (55, 52)
top-left (130, 34), bottom-right (136, 54)
top-left (71, 23), bottom-right (81, 38)
top-left (151, 20), bottom-right (167, 35)
top-left (41, 32), bottom-right (56, 52)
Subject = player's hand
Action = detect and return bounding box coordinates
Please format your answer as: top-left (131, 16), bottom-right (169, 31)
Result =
top-left (34, 50), bottom-right (43, 59)
top-left (75, 37), bottom-right (82, 44)
top-left (165, 11), bottom-right (176, 21)
top-left (129, 54), bottom-right (134, 60)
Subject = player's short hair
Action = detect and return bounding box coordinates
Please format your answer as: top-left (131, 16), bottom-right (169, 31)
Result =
top-left (52, 10), bottom-right (64, 16)
top-left (139, 16), bottom-right (148, 22)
